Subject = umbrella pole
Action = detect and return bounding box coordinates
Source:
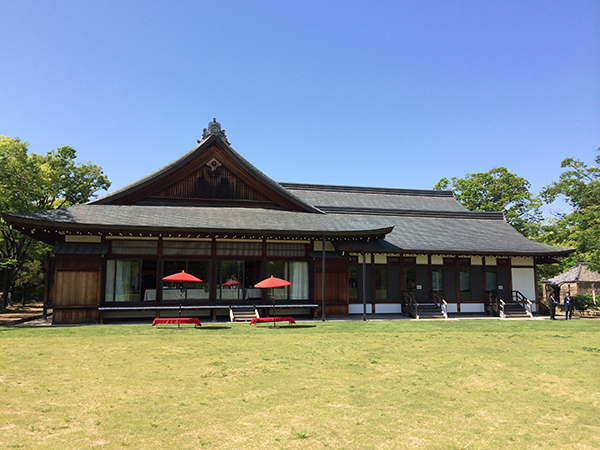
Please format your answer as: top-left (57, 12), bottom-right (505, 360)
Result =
top-left (272, 291), bottom-right (276, 328)
top-left (178, 282), bottom-right (185, 329)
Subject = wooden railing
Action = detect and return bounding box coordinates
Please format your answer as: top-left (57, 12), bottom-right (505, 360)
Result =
top-left (512, 290), bottom-right (534, 318)
top-left (403, 291), bottom-right (418, 319)
top-left (430, 291), bottom-right (448, 319)
top-left (488, 291), bottom-right (505, 318)
top-left (498, 299), bottom-right (506, 319)
top-left (487, 291), bottom-right (497, 315)
top-left (489, 290), bottom-right (533, 318)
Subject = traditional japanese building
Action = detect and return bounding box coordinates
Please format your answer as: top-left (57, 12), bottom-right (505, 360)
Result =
top-left (543, 262), bottom-right (600, 300)
top-left (3, 119), bottom-right (572, 323)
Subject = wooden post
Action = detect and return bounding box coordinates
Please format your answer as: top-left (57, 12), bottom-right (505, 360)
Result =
top-left (321, 235), bottom-right (326, 321)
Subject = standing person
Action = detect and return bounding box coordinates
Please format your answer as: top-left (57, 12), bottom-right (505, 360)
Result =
top-left (548, 293), bottom-right (558, 320)
top-left (564, 293), bottom-right (574, 320)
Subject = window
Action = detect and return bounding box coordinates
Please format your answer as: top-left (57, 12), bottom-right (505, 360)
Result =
top-left (348, 266), bottom-right (358, 301)
top-left (217, 260), bottom-right (244, 301)
top-left (459, 268), bottom-right (471, 300)
top-left (111, 240), bottom-right (157, 255)
top-left (266, 261), bottom-right (309, 300)
top-left (375, 266), bottom-right (387, 300)
top-left (432, 267), bottom-right (443, 294)
top-left (266, 243), bottom-right (305, 257)
top-left (163, 260), bottom-right (209, 301)
top-left (404, 266), bottom-right (416, 295)
top-left (216, 242), bottom-right (262, 257)
top-left (486, 267), bottom-right (497, 293)
top-left (105, 260), bottom-right (141, 302)
top-left (163, 240), bottom-right (211, 256)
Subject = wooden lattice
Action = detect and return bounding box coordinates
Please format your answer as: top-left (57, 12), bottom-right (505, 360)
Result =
top-left (155, 166), bottom-right (269, 202)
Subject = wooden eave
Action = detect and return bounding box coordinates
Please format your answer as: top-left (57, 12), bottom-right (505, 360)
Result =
top-left (2, 212), bottom-right (393, 243)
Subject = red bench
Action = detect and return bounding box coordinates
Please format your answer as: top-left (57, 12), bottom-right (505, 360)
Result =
top-left (250, 317), bottom-right (295, 325)
top-left (152, 318), bottom-right (201, 327)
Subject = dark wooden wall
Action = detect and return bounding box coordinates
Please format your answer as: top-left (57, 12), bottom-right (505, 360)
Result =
top-left (313, 258), bottom-right (349, 316)
top-left (52, 254), bottom-right (102, 323)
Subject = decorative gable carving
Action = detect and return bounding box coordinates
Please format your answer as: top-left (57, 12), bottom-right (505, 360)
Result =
top-left (153, 164), bottom-right (271, 203)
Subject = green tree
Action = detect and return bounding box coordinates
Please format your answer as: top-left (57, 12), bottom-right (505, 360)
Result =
top-left (433, 167), bottom-right (542, 236)
top-left (0, 136), bottom-right (111, 308)
top-left (539, 149), bottom-right (600, 272)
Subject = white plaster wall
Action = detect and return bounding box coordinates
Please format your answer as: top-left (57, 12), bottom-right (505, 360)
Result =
top-left (375, 303), bottom-right (403, 313)
top-left (511, 256), bottom-right (534, 266)
top-left (431, 256), bottom-right (444, 265)
top-left (460, 303), bottom-right (485, 313)
top-left (374, 254), bottom-right (387, 264)
top-left (446, 303), bottom-right (458, 313)
top-left (511, 267), bottom-right (536, 301)
top-left (349, 304), bottom-right (372, 314)
top-left (313, 241), bottom-right (336, 251)
top-left (416, 255), bottom-right (428, 265)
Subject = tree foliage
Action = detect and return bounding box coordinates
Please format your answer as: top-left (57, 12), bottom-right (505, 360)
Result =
top-left (538, 149), bottom-right (600, 273)
top-left (433, 167), bottom-right (542, 236)
top-left (0, 136), bottom-right (111, 308)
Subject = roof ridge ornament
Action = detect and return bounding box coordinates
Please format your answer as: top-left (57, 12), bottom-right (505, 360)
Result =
top-left (199, 118), bottom-right (230, 145)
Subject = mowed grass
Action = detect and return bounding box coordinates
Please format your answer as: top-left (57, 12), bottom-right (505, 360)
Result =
top-left (1, 320), bottom-right (599, 449)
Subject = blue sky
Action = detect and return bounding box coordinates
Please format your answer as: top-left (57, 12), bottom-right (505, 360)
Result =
top-left (1, 1), bottom-right (598, 216)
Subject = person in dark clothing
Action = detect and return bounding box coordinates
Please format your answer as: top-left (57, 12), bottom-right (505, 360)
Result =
top-left (564, 294), bottom-right (574, 320)
top-left (548, 293), bottom-right (558, 320)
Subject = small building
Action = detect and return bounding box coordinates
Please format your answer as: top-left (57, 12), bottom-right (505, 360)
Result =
top-left (543, 262), bottom-right (600, 299)
top-left (2, 119), bottom-right (573, 323)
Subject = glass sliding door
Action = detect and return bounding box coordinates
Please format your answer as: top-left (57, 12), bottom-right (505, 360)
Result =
top-left (105, 259), bottom-right (141, 302)
top-left (217, 260), bottom-right (244, 301)
top-left (163, 260), bottom-right (209, 301)
top-left (266, 260), bottom-right (309, 300)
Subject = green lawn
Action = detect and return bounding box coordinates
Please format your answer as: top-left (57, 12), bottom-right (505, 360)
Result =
top-left (1, 319), bottom-right (599, 449)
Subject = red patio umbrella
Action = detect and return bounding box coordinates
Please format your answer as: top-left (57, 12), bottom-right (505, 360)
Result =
top-left (162, 271), bottom-right (203, 327)
top-left (222, 279), bottom-right (242, 287)
top-left (254, 275), bottom-right (291, 289)
top-left (254, 275), bottom-right (291, 321)
top-left (163, 271), bottom-right (203, 284)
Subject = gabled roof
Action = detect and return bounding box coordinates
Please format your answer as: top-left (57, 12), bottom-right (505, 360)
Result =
top-left (91, 119), bottom-right (322, 214)
top-left (0, 119), bottom-right (575, 257)
top-left (543, 263), bottom-right (600, 285)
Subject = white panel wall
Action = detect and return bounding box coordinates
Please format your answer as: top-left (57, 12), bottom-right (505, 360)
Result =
top-left (460, 303), bottom-right (485, 313)
top-left (375, 303), bottom-right (403, 313)
top-left (349, 304), bottom-right (372, 314)
top-left (511, 267), bottom-right (536, 301)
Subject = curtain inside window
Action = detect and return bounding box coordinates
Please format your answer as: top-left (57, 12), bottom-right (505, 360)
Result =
top-left (112, 260), bottom-right (140, 302)
top-left (289, 262), bottom-right (308, 300)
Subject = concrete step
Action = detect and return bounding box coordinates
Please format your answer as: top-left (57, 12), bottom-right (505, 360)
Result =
top-left (230, 308), bottom-right (259, 322)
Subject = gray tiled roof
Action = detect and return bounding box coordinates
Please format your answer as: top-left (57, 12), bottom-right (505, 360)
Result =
top-left (543, 262), bottom-right (600, 285)
top-left (5, 202), bottom-right (571, 255)
top-left (1, 125), bottom-right (573, 257)
top-left (281, 183), bottom-right (468, 212)
top-left (333, 213), bottom-right (570, 255)
top-left (5, 205), bottom-right (391, 237)
top-left (284, 183), bottom-right (571, 256)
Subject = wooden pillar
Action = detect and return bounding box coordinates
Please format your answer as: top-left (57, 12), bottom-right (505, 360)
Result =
top-left (321, 235), bottom-right (326, 321)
